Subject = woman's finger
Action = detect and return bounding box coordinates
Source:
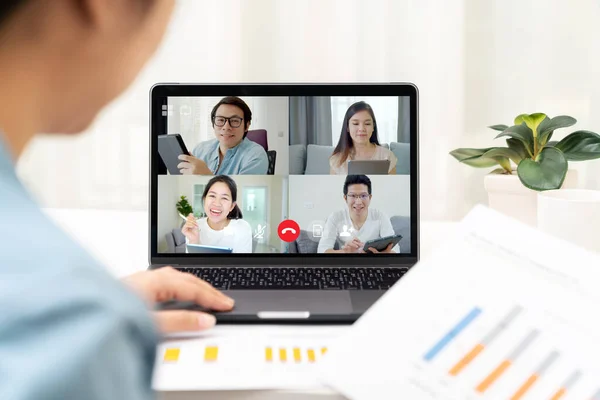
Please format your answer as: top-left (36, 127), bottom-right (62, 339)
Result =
top-left (154, 310), bottom-right (216, 333)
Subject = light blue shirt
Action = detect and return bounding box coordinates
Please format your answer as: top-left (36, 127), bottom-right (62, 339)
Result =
top-left (0, 134), bottom-right (158, 400)
top-left (192, 137), bottom-right (268, 175)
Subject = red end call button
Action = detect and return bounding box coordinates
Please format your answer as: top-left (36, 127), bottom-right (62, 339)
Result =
top-left (278, 219), bottom-right (301, 242)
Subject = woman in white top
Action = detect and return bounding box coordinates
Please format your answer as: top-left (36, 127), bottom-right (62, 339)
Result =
top-left (329, 101), bottom-right (398, 175)
top-left (318, 175), bottom-right (399, 253)
top-left (182, 175), bottom-right (253, 253)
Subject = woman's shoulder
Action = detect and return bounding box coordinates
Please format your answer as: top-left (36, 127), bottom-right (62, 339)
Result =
top-left (230, 218), bottom-right (252, 232)
top-left (329, 151), bottom-right (340, 165)
top-left (375, 145), bottom-right (397, 169)
top-left (374, 145), bottom-right (394, 158)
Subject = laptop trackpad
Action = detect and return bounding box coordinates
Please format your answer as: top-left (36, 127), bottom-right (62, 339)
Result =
top-left (222, 290), bottom-right (353, 315)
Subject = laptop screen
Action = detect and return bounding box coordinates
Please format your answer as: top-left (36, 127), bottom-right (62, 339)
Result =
top-left (151, 84), bottom-right (417, 260)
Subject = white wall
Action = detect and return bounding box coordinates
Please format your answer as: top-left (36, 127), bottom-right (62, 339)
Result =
top-left (157, 177), bottom-right (180, 252)
top-left (289, 175), bottom-right (410, 230)
top-left (158, 175), bottom-right (285, 250)
top-left (167, 96), bottom-right (289, 175)
top-left (15, 0), bottom-right (600, 221)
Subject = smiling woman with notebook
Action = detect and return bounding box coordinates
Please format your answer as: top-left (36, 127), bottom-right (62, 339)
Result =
top-left (181, 175), bottom-right (253, 253)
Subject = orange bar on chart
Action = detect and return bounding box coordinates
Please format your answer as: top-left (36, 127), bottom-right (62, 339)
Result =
top-left (307, 349), bottom-right (316, 363)
top-left (293, 348), bottom-right (302, 363)
top-left (510, 374), bottom-right (538, 400)
top-left (163, 348), bottom-right (180, 362)
top-left (279, 348), bottom-right (287, 362)
top-left (449, 344), bottom-right (485, 376)
top-left (321, 347), bottom-right (328, 355)
top-left (265, 347), bottom-right (273, 362)
top-left (203, 346), bottom-right (218, 362)
top-left (550, 388), bottom-right (566, 400)
top-left (476, 360), bottom-right (512, 393)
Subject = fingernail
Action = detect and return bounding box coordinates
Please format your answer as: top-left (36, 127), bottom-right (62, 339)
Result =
top-left (198, 314), bottom-right (216, 328)
top-left (223, 296), bottom-right (235, 307)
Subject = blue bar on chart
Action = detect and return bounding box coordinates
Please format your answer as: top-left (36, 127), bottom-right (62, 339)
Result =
top-left (423, 307), bottom-right (482, 362)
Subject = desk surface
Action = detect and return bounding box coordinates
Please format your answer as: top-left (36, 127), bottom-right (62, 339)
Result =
top-left (43, 208), bottom-right (456, 399)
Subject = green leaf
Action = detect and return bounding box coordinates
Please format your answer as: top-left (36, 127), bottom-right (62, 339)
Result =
top-left (481, 147), bottom-right (521, 166)
top-left (537, 115), bottom-right (577, 147)
top-left (520, 113), bottom-right (547, 137)
top-left (449, 148), bottom-right (493, 162)
top-left (506, 138), bottom-right (529, 163)
top-left (554, 130), bottom-right (600, 161)
top-left (517, 147), bottom-right (568, 191)
top-left (546, 141), bottom-right (559, 147)
top-left (450, 147), bottom-right (517, 170)
top-left (489, 124), bottom-right (509, 132)
top-left (514, 114), bottom-right (528, 125)
top-left (450, 148), bottom-right (498, 168)
top-left (495, 123), bottom-right (534, 152)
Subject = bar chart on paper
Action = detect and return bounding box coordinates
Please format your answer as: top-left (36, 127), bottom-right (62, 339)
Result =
top-left (153, 330), bottom-right (337, 391)
top-left (413, 301), bottom-right (600, 399)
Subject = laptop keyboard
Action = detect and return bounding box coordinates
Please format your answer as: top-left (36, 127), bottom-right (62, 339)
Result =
top-left (177, 266), bottom-right (410, 290)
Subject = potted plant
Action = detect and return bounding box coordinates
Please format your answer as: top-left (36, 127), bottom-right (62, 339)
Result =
top-left (176, 195), bottom-right (193, 221)
top-left (451, 113), bottom-right (600, 225)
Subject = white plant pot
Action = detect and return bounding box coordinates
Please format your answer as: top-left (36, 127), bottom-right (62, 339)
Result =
top-left (483, 170), bottom-right (578, 227)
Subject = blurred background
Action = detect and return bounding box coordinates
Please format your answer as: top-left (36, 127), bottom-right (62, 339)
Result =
top-left (16, 0), bottom-right (600, 220)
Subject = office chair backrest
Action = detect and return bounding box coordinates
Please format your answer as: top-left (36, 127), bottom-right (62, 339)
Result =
top-left (246, 129), bottom-right (268, 151)
top-left (266, 150), bottom-right (276, 175)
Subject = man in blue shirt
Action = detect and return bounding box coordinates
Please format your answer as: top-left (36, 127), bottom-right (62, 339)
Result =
top-left (0, 1), bottom-right (233, 399)
top-left (177, 96), bottom-right (269, 175)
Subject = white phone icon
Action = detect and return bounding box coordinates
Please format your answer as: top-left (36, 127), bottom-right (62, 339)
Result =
top-left (281, 227), bottom-right (297, 235)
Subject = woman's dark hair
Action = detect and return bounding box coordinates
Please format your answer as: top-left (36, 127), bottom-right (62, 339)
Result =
top-left (343, 174), bottom-right (372, 196)
top-left (202, 175), bottom-right (243, 219)
top-left (210, 96), bottom-right (252, 138)
top-left (331, 101), bottom-right (380, 167)
top-left (0, 0), bottom-right (27, 28)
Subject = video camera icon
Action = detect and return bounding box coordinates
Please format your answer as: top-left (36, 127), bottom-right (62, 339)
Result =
top-left (278, 220), bottom-right (300, 242)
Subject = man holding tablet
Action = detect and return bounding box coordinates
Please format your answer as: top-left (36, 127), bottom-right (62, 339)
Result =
top-left (318, 174), bottom-right (400, 254)
top-left (177, 96), bottom-right (268, 175)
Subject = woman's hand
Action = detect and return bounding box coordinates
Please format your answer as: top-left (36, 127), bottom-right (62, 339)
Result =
top-left (341, 237), bottom-right (364, 253)
top-left (177, 155), bottom-right (212, 175)
top-left (122, 267), bottom-right (234, 333)
top-left (181, 213), bottom-right (200, 244)
top-left (367, 243), bottom-right (395, 254)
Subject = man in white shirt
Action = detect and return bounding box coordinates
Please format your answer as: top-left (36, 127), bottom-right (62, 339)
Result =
top-left (317, 175), bottom-right (399, 254)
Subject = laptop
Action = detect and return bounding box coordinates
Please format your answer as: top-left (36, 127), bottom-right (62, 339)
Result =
top-left (150, 83), bottom-right (419, 323)
top-left (347, 159), bottom-right (390, 175)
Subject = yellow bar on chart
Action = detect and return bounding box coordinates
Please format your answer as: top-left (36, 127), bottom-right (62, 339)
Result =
top-left (476, 360), bottom-right (511, 393)
top-left (204, 346), bottom-right (219, 362)
top-left (163, 348), bottom-right (180, 362)
top-left (550, 388), bottom-right (566, 400)
top-left (279, 348), bottom-right (287, 362)
top-left (510, 374), bottom-right (538, 400)
top-left (321, 347), bottom-right (328, 355)
top-left (265, 347), bottom-right (273, 362)
top-left (449, 344), bottom-right (485, 376)
top-left (307, 349), bottom-right (316, 363)
top-left (293, 348), bottom-right (302, 363)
